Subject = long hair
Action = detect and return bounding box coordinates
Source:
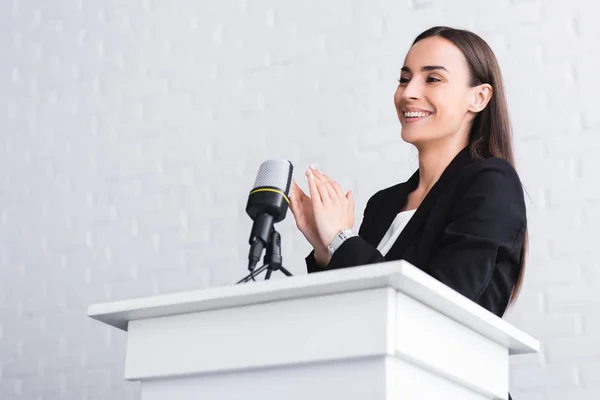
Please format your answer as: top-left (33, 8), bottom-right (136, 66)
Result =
top-left (412, 26), bottom-right (527, 308)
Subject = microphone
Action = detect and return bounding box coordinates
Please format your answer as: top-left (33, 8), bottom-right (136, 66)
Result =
top-left (245, 159), bottom-right (293, 272)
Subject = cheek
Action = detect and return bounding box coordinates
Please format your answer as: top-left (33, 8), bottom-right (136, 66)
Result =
top-left (428, 95), bottom-right (457, 122)
top-left (393, 87), bottom-right (402, 105)
top-left (430, 90), bottom-right (470, 119)
top-left (436, 105), bottom-right (465, 123)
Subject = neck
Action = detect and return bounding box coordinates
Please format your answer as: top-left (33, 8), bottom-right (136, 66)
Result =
top-left (416, 138), bottom-right (468, 193)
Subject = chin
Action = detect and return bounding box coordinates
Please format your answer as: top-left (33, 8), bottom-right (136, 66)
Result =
top-left (401, 127), bottom-right (428, 146)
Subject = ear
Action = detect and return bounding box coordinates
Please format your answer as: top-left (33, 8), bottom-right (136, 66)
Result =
top-left (468, 83), bottom-right (493, 113)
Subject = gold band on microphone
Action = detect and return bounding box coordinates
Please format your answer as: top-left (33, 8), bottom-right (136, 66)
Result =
top-left (249, 188), bottom-right (290, 205)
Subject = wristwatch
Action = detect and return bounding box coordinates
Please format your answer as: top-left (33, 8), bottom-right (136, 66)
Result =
top-left (327, 228), bottom-right (356, 257)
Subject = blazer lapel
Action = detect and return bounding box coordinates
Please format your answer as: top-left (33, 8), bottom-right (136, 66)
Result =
top-left (363, 172), bottom-right (418, 247)
top-left (378, 146), bottom-right (474, 260)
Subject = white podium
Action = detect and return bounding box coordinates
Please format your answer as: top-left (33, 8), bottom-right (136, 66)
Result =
top-left (87, 260), bottom-right (539, 400)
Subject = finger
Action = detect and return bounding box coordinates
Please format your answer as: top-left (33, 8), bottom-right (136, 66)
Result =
top-left (314, 171), bottom-right (331, 204)
top-left (291, 178), bottom-right (307, 201)
top-left (308, 167), bottom-right (331, 203)
top-left (347, 190), bottom-right (354, 223)
top-left (289, 179), bottom-right (298, 201)
top-left (290, 179), bottom-right (307, 222)
top-left (289, 181), bottom-right (299, 216)
top-left (306, 168), bottom-right (322, 206)
top-left (289, 179), bottom-right (299, 205)
top-left (322, 176), bottom-right (339, 202)
top-left (322, 173), bottom-right (344, 199)
top-left (311, 167), bottom-right (338, 201)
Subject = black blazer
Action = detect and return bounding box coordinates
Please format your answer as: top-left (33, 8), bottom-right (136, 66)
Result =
top-left (305, 146), bottom-right (527, 318)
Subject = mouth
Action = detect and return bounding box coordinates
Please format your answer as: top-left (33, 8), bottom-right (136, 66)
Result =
top-left (403, 110), bottom-right (433, 123)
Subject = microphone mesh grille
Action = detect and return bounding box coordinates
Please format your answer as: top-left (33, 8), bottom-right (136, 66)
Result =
top-left (252, 160), bottom-right (293, 195)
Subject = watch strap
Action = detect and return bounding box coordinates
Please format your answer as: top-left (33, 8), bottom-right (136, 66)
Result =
top-left (327, 228), bottom-right (356, 257)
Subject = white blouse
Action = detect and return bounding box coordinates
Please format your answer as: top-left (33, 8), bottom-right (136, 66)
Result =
top-left (376, 209), bottom-right (417, 256)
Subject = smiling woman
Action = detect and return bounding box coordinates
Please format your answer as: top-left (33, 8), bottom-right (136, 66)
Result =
top-left (289, 27), bottom-right (528, 345)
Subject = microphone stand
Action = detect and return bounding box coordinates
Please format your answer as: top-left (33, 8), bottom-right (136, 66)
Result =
top-left (236, 227), bottom-right (292, 284)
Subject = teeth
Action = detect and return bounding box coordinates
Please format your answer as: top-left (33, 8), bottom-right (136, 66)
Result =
top-left (404, 111), bottom-right (430, 118)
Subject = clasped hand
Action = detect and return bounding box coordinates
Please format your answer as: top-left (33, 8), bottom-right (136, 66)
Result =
top-left (289, 164), bottom-right (354, 261)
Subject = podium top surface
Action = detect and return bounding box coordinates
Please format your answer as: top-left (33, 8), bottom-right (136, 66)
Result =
top-left (87, 260), bottom-right (539, 355)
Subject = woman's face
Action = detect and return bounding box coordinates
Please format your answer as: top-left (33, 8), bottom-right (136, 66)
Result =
top-left (394, 36), bottom-right (486, 148)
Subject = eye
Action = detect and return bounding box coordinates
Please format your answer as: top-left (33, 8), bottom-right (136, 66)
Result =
top-left (426, 76), bottom-right (441, 83)
top-left (398, 77), bottom-right (410, 85)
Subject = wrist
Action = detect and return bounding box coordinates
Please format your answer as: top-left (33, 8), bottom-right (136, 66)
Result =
top-left (327, 228), bottom-right (355, 257)
top-left (313, 249), bottom-right (331, 268)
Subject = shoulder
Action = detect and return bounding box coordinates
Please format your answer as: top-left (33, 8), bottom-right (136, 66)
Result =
top-left (370, 156), bottom-right (524, 196)
top-left (463, 156), bottom-right (522, 179)
top-left (364, 156), bottom-right (526, 216)
top-left (453, 157), bottom-right (527, 228)
top-left (458, 157), bottom-right (525, 200)
top-left (365, 179), bottom-right (410, 210)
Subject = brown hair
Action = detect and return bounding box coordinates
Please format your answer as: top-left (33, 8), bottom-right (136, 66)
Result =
top-left (412, 26), bottom-right (527, 308)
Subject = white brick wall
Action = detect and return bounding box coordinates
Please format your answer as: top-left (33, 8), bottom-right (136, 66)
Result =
top-left (1, 0), bottom-right (598, 399)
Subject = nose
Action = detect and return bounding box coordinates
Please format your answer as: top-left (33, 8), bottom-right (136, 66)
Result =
top-left (401, 78), bottom-right (422, 101)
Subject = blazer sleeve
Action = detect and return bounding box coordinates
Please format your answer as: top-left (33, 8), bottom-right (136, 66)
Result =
top-left (305, 192), bottom-right (386, 273)
top-left (425, 162), bottom-right (527, 307)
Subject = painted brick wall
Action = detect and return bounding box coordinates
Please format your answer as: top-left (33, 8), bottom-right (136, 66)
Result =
top-left (1, 0), bottom-right (598, 399)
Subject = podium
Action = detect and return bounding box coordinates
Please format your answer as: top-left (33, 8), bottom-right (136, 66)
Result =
top-left (87, 260), bottom-right (539, 400)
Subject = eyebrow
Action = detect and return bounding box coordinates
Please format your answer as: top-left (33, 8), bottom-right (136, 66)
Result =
top-left (401, 65), bottom-right (448, 73)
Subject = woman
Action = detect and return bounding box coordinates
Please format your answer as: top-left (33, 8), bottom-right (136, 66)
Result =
top-left (289, 26), bottom-right (528, 320)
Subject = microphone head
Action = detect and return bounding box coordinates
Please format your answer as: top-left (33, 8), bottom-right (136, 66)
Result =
top-left (247, 159), bottom-right (294, 222)
top-left (252, 159), bottom-right (293, 196)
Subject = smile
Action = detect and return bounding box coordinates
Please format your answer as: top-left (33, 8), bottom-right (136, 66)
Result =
top-left (403, 111), bottom-right (433, 122)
